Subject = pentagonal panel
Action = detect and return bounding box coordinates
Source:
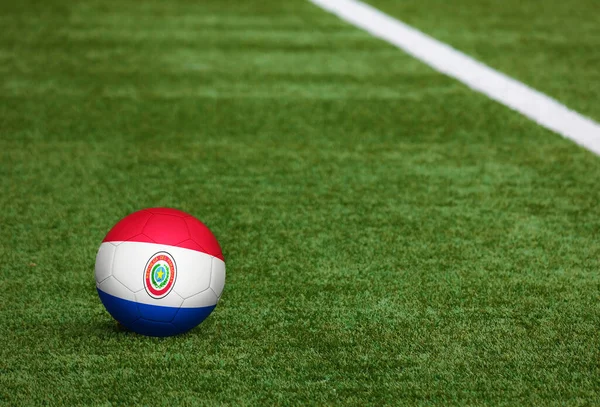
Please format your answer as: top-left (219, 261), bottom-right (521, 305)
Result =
top-left (95, 242), bottom-right (116, 283)
top-left (172, 250), bottom-right (212, 299)
top-left (112, 241), bottom-right (160, 292)
top-left (210, 257), bottom-right (226, 298)
top-left (143, 214), bottom-right (189, 246)
top-left (181, 289), bottom-right (218, 308)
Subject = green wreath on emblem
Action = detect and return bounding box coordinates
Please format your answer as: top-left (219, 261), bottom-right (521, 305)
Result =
top-left (151, 263), bottom-right (170, 289)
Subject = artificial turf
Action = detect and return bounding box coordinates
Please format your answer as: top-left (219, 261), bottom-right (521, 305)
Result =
top-left (366, 0), bottom-right (600, 122)
top-left (1, 0), bottom-right (599, 405)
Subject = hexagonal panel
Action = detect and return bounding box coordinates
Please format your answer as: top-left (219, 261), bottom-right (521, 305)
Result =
top-left (111, 241), bottom-right (159, 292)
top-left (182, 289), bottom-right (218, 308)
top-left (210, 257), bottom-right (226, 298)
top-left (176, 239), bottom-right (205, 253)
top-left (103, 210), bottom-right (153, 243)
top-left (134, 288), bottom-right (183, 309)
top-left (95, 242), bottom-right (116, 284)
top-left (173, 250), bottom-right (212, 299)
top-left (97, 275), bottom-right (135, 299)
top-left (97, 276), bottom-right (140, 325)
top-left (130, 319), bottom-right (178, 337)
top-left (135, 290), bottom-right (183, 322)
top-left (185, 217), bottom-right (223, 260)
top-left (172, 302), bottom-right (215, 333)
top-left (146, 208), bottom-right (189, 218)
top-left (143, 214), bottom-right (189, 246)
top-left (125, 233), bottom-right (155, 244)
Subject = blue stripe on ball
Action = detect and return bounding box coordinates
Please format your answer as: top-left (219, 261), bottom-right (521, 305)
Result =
top-left (97, 289), bottom-right (216, 337)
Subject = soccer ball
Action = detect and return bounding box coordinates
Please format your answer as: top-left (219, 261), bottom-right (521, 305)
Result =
top-left (95, 208), bottom-right (225, 337)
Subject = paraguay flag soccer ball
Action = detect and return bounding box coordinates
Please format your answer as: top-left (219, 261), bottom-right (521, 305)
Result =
top-left (95, 208), bottom-right (225, 337)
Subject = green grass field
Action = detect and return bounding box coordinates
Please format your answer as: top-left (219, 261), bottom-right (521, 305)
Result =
top-left (1, 0), bottom-right (599, 405)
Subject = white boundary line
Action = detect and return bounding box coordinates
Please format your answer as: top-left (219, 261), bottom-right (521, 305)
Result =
top-left (309, 0), bottom-right (600, 156)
